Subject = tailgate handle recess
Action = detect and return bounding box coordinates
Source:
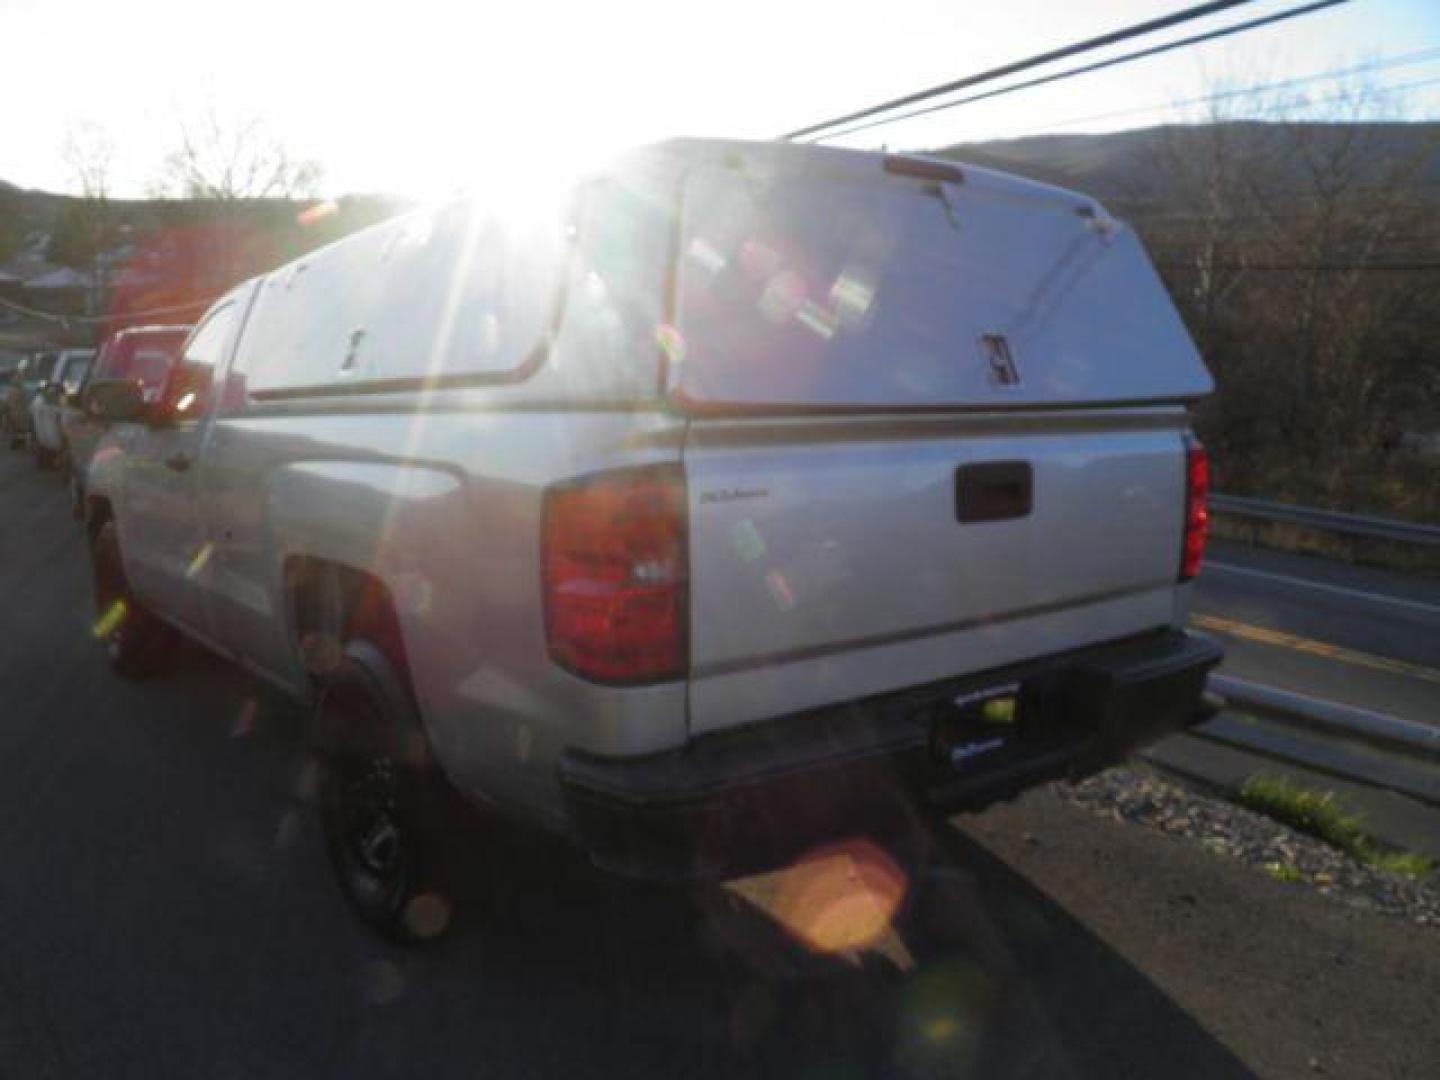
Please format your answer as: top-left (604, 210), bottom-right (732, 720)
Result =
top-left (955, 461), bottom-right (1032, 523)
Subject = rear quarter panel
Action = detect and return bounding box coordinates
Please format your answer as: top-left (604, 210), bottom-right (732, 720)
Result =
top-left (201, 400), bottom-right (688, 825)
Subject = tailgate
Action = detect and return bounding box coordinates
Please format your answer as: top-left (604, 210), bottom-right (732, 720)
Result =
top-left (684, 413), bottom-right (1188, 734)
top-left (667, 145), bottom-right (1208, 735)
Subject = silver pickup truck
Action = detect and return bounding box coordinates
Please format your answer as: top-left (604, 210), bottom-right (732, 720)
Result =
top-left (84, 139), bottom-right (1221, 940)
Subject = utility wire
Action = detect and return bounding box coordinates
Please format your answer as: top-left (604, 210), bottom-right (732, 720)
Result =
top-left (998, 45), bottom-right (1440, 139)
top-left (783, 0), bottom-right (1269, 140)
top-left (0, 292), bottom-right (210, 327)
top-left (1157, 260), bottom-right (1440, 271)
top-left (810, 0), bottom-right (1354, 143)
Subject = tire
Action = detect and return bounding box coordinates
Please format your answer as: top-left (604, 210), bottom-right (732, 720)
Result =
top-left (90, 519), bottom-right (178, 677)
top-left (316, 641), bottom-right (457, 943)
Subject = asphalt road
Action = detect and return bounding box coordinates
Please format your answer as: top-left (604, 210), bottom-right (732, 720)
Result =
top-left (1192, 539), bottom-right (1440, 726)
top-left (1, 446), bottom-right (1438, 1078)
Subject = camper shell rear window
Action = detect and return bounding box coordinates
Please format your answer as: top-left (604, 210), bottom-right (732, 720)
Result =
top-left (669, 157), bottom-right (1212, 410)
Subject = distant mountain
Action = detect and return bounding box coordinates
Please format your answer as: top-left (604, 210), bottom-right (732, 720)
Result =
top-left (933, 121), bottom-right (1440, 205)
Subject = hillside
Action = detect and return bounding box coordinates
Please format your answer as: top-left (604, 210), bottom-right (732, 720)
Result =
top-left (935, 120), bottom-right (1440, 204)
top-left (5, 119), bottom-right (1438, 227)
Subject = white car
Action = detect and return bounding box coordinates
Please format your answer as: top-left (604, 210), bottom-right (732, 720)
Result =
top-left (30, 347), bottom-right (94, 470)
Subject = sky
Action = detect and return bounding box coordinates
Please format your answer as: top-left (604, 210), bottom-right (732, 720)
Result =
top-left (3, 0), bottom-right (1439, 198)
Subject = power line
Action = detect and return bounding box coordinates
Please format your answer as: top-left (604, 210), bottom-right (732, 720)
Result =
top-left (809, 0), bottom-right (1354, 143)
top-left (782, 0), bottom-right (1268, 141)
top-left (999, 46), bottom-right (1440, 139)
top-left (1157, 260), bottom-right (1440, 271)
top-left (0, 292), bottom-right (210, 327)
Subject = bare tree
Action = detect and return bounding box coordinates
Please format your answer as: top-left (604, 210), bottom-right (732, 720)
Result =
top-left (63, 120), bottom-right (115, 202)
top-left (148, 103), bottom-right (324, 291)
top-left (156, 104), bottom-right (321, 201)
top-left (1135, 66), bottom-right (1440, 514)
top-left (56, 120), bottom-right (118, 311)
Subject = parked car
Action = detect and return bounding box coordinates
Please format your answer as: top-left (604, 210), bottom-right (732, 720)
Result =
top-left (3, 350), bottom-right (58, 448)
top-left (30, 347), bottom-right (95, 469)
top-left (63, 326), bottom-right (189, 512)
top-left (85, 139), bottom-right (1221, 940)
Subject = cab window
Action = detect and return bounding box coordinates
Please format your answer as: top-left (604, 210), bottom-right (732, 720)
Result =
top-left (165, 304), bottom-right (236, 421)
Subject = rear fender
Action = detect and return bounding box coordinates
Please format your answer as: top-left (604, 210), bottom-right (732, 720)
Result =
top-left (267, 459), bottom-right (465, 641)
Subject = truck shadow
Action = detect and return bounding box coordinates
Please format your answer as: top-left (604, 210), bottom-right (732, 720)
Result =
top-left (66, 643), bottom-right (1256, 1079)
top-left (382, 795), bottom-right (1256, 1079)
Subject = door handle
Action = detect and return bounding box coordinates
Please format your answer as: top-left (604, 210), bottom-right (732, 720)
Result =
top-left (165, 453), bottom-right (192, 473)
top-left (955, 461), bottom-right (1032, 523)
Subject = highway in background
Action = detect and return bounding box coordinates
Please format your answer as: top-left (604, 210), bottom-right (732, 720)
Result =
top-left (1192, 538), bottom-right (1440, 727)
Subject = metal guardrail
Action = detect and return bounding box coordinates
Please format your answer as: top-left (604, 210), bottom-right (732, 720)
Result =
top-left (1207, 674), bottom-right (1440, 764)
top-left (1166, 674), bottom-right (1440, 808)
top-left (1210, 493), bottom-right (1440, 548)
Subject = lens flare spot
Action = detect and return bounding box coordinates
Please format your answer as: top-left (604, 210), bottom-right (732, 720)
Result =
top-left (773, 840), bottom-right (908, 955)
top-left (730, 518), bottom-right (766, 563)
top-left (186, 542), bottom-right (214, 579)
top-left (923, 1015), bottom-right (960, 1043)
top-left (393, 572), bottom-right (434, 617)
top-left (655, 323), bottom-right (687, 367)
top-left (830, 268), bottom-right (877, 327)
top-left (363, 959), bottom-right (407, 1005)
top-left (294, 759), bottom-right (321, 802)
top-left (297, 200), bottom-right (339, 227)
top-left (739, 239), bottom-right (782, 279)
top-left (795, 300), bottom-right (838, 340)
top-left (897, 960), bottom-right (994, 1073)
top-left (759, 270), bottom-right (807, 324)
top-left (686, 237), bottom-right (727, 276)
top-left (764, 568), bottom-right (795, 611)
top-left (274, 810), bottom-right (300, 851)
top-left (93, 599), bottom-right (127, 639)
top-left (403, 892), bottom-right (453, 940)
top-left (478, 312), bottom-right (502, 358)
top-left (299, 631), bottom-right (343, 675)
top-left (231, 698), bottom-right (259, 738)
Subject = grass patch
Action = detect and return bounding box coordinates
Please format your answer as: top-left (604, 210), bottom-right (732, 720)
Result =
top-left (1237, 773), bottom-right (1435, 880)
top-left (1370, 850), bottom-right (1436, 879)
top-left (1263, 861), bottom-right (1302, 884)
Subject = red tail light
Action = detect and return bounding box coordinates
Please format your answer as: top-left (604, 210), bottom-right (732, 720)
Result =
top-left (543, 465), bottom-right (688, 683)
top-left (1180, 437), bottom-right (1209, 582)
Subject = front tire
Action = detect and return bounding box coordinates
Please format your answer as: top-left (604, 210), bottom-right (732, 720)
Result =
top-left (316, 642), bottom-right (457, 943)
top-left (90, 519), bottom-right (177, 677)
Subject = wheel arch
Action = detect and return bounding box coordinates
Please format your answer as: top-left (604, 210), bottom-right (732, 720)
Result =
top-left (285, 555), bottom-right (417, 750)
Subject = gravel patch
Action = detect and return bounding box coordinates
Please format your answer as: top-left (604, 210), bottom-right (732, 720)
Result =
top-left (1060, 767), bottom-right (1440, 929)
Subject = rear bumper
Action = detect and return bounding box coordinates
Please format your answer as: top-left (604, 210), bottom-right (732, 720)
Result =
top-left (559, 630), bottom-right (1222, 880)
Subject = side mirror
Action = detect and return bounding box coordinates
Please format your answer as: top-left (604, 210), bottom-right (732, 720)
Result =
top-left (83, 379), bottom-right (148, 423)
